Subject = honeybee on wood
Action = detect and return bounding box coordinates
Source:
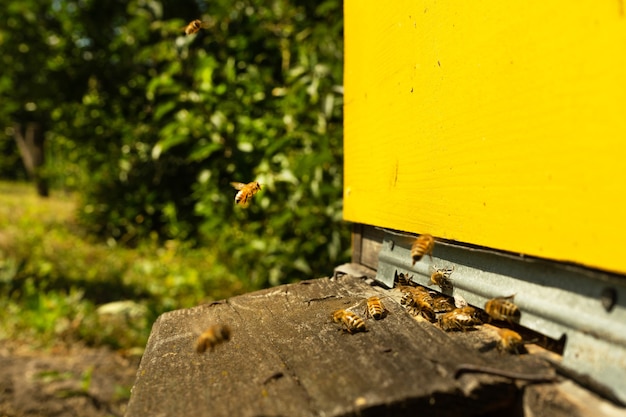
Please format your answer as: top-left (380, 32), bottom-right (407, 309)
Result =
top-left (430, 266), bottom-right (454, 291)
top-left (485, 295), bottom-right (521, 323)
top-left (400, 286), bottom-right (430, 307)
top-left (438, 308), bottom-right (479, 332)
top-left (195, 324), bottom-right (231, 353)
top-left (431, 295), bottom-right (456, 313)
top-left (403, 289), bottom-right (436, 322)
top-left (366, 296), bottom-right (388, 320)
top-left (411, 234), bottom-right (435, 265)
top-left (400, 291), bottom-right (413, 308)
top-left (183, 19), bottom-right (211, 35)
top-left (496, 328), bottom-right (524, 354)
top-left (231, 181), bottom-right (261, 205)
top-left (332, 309), bottom-right (366, 333)
top-left (457, 305), bottom-right (483, 324)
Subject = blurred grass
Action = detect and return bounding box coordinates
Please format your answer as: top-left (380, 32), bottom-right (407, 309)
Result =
top-left (0, 180), bottom-right (258, 352)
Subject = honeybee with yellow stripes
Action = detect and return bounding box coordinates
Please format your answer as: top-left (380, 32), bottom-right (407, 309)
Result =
top-left (485, 295), bottom-right (521, 323)
top-left (195, 324), bottom-right (231, 353)
top-left (496, 328), bottom-right (524, 354)
top-left (401, 287), bottom-right (436, 322)
top-left (438, 307), bottom-right (480, 332)
top-left (332, 309), bottom-right (366, 333)
top-left (183, 19), bottom-right (211, 35)
top-left (431, 295), bottom-right (456, 313)
top-left (430, 265), bottom-right (454, 291)
top-left (411, 234), bottom-right (435, 265)
top-left (365, 296), bottom-right (388, 320)
top-left (231, 181), bottom-right (261, 205)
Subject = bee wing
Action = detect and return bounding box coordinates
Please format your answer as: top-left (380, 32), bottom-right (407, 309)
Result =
top-left (200, 21), bottom-right (212, 29)
top-left (230, 182), bottom-right (246, 190)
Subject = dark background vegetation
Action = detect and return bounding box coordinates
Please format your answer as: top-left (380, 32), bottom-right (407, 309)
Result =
top-left (0, 0), bottom-right (348, 351)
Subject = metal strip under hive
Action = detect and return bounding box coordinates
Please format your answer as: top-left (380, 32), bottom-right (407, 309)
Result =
top-left (374, 229), bottom-right (626, 404)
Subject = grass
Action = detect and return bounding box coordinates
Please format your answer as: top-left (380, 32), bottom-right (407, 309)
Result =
top-left (0, 181), bottom-right (259, 351)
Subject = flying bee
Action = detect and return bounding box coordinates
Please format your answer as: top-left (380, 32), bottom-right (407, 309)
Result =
top-left (485, 295), bottom-right (521, 323)
top-left (183, 19), bottom-right (211, 35)
top-left (438, 308), bottom-right (479, 332)
top-left (195, 324), bottom-right (231, 354)
top-left (411, 234), bottom-right (435, 265)
top-left (430, 265), bottom-right (454, 291)
top-left (332, 309), bottom-right (366, 333)
top-left (366, 296), bottom-right (388, 320)
top-left (231, 181), bottom-right (261, 205)
top-left (496, 328), bottom-right (524, 354)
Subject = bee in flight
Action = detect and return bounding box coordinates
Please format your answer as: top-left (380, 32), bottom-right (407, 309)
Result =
top-left (332, 309), bottom-right (366, 333)
top-left (411, 234), bottom-right (435, 265)
top-left (430, 265), bottom-right (454, 291)
top-left (195, 324), bottom-right (231, 353)
top-left (484, 295), bottom-right (521, 324)
top-left (183, 19), bottom-right (211, 36)
top-left (231, 181), bottom-right (261, 205)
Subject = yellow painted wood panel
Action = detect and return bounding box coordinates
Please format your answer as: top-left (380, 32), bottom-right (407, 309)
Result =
top-left (343, 0), bottom-right (626, 274)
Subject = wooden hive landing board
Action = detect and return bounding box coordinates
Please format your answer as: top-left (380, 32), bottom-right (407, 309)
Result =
top-left (126, 275), bottom-right (556, 417)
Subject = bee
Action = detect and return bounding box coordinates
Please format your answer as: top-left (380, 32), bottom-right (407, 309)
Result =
top-left (400, 291), bottom-right (414, 307)
top-left (195, 324), bottom-right (231, 353)
top-left (402, 289), bottom-right (436, 322)
top-left (431, 295), bottom-right (456, 313)
top-left (430, 266), bottom-right (454, 291)
top-left (332, 309), bottom-right (366, 333)
top-left (399, 286), bottom-right (430, 307)
top-left (231, 181), bottom-right (261, 205)
top-left (395, 271), bottom-right (415, 287)
top-left (411, 234), bottom-right (435, 265)
top-left (496, 328), bottom-right (524, 354)
top-left (438, 308), bottom-right (479, 332)
top-left (457, 305), bottom-right (482, 323)
top-left (366, 296), bottom-right (387, 320)
top-left (183, 19), bottom-right (211, 35)
top-left (484, 295), bottom-right (521, 323)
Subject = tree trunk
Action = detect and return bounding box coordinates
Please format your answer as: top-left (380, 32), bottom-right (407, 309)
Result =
top-left (13, 122), bottom-right (49, 197)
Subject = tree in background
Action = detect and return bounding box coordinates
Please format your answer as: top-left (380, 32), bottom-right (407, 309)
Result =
top-left (0, 0), bottom-right (348, 287)
top-left (0, 1), bottom-right (85, 196)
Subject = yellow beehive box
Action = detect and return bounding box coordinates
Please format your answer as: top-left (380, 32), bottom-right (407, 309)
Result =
top-left (344, 0), bottom-right (626, 274)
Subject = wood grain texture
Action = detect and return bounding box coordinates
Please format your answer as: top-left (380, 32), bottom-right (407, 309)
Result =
top-left (344, 0), bottom-right (626, 274)
top-left (126, 275), bottom-right (557, 417)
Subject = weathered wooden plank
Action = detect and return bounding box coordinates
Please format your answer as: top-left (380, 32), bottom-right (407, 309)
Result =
top-left (126, 275), bottom-right (559, 417)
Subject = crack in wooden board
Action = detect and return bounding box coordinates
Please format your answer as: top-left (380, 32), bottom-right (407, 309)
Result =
top-left (126, 275), bottom-right (555, 417)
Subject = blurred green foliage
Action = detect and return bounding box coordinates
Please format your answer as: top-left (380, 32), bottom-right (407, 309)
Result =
top-left (0, 0), bottom-right (348, 286)
top-left (0, 0), bottom-right (349, 349)
top-left (0, 182), bottom-right (252, 349)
